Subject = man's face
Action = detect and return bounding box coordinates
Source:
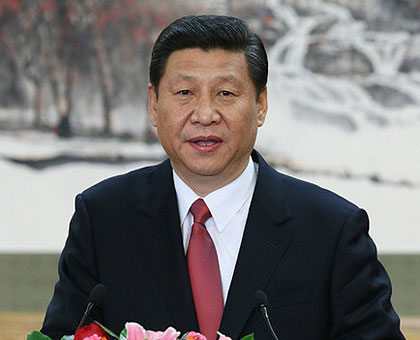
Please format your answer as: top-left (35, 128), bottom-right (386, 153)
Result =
top-left (148, 48), bottom-right (267, 193)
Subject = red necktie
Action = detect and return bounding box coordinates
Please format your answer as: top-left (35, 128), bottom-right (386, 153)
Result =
top-left (187, 199), bottom-right (223, 340)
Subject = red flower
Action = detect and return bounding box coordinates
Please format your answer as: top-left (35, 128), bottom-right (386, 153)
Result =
top-left (74, 323), bottom-right (109, 340)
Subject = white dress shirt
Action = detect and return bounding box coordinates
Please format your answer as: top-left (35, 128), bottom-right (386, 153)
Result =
top-left (173, 157), bottom-right (258, 304)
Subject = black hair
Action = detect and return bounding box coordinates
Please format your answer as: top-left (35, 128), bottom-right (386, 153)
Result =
top-left (149, 15), bottom-right (268, 98)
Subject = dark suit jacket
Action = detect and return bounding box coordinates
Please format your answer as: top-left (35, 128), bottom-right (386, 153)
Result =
top-left (41, 150), bottom-right (404, 339)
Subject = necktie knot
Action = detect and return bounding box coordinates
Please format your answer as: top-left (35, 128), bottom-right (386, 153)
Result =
top-left (190, 199), bottom-right (211, 225)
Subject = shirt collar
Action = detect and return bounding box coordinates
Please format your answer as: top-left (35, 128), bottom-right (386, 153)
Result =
top-left (173, 156), bottom-right (257, 232)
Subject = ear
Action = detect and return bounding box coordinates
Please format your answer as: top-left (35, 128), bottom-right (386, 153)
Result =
top-left (148, 83), bottom-right (158, 127)
top-left (256, 86), bottom-right (268, 127)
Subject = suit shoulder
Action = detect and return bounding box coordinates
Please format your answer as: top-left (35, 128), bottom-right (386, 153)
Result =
top-left (255, 151), bottom-right (359, 216)
top-left (276, 171), bottom-right (359, 215)
top-left (80, 160), bottom-right (168, 203)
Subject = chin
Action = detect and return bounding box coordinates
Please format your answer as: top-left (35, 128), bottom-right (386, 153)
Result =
top-left (190, 166), bottom-right (221, 177)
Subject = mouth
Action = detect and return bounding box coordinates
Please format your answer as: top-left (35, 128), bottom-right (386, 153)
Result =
top-left (187, 136), bottom-right (223, 151)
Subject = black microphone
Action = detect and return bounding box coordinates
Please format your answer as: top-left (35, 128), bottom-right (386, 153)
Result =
top-left (254, 290), bottom-right (280, 340)
top-left (77, 283), bottom-right (107, 330)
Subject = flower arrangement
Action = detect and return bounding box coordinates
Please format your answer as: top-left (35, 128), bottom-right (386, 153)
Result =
top-left (27, 321), bottom-right (254, 340)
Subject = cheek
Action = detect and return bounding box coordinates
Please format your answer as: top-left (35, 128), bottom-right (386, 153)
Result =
top-left (229, 108), bottom-right (258, 132)
top-left (155, 105), bottom-right (178, 129)
top-left (232, 100), bottom-right (258, 122)
top-left (232, 117), bottom-right (259, 146)
top-left (155, 112), bottom-right (188, 142)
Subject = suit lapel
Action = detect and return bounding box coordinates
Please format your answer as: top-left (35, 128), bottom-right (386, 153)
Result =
top-left (135, 160), bottom-right (198, 332)
top-left (220, 151), bottom-right (294, 339)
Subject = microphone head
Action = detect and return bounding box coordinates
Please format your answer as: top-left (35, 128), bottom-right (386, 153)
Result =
top-left (254, 290), bottom-right (268, 308)
top-left (88, 283), bottom-right (107, 306)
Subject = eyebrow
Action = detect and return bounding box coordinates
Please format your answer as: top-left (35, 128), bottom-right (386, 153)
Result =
top-left (169, 74), bottom-right (240, 86)
top-left (174, 74), bottom-right (196, 82)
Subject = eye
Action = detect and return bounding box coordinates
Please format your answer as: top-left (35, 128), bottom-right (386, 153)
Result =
top-left (218, 90), bottom-right (235, 97)
top-left (176, 89), bottom-right (191, 96)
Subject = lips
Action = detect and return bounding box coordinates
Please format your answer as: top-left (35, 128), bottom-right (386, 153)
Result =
top-left (195, 140), bottom-right (218, 146)
top-left (187, 135), bottom-right (223, 152)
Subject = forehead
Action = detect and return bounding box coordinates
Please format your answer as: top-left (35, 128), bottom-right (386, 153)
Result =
top-left (161, 48), bottom-right (250, 84)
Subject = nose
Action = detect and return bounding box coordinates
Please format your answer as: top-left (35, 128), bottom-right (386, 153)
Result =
top-left (190, 95), bottom-right (221, 126)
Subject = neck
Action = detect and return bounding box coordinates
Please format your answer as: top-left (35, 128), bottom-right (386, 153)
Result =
top-left (173, 162), bottom-right (250, 197)
top-left (182, 179), bottom-right (225, 197)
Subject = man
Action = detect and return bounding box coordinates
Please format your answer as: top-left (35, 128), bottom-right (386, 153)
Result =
top-left (41, 15), bottom-right (405, 340)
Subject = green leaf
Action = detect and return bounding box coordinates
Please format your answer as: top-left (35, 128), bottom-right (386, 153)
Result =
top-left (61, 336), bottom-right (74, 340)
top-left (119, 327), bottom-right (127, 340)
top-left (94, 321), bottom-right (119, 339)
top-left (27, 331), bottom-right (52, 340)
top-left (239, 333), bottom-right (255, 340)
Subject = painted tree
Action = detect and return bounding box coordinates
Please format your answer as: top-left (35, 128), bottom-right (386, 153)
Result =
top-left (44, 0), bottom-right (87, 137)
top-left (0, 0), bottom-right (48, 128)
top-left (0, 0), bottom-right (85, 136)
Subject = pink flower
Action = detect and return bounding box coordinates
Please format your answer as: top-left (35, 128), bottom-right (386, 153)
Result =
top-left (82, 335), bottom-right (104, 340)
top-left (183, 331), bottom-right (207, 340)
top-left (217, 332), bottom-right (232, 340)
top-left (126, 322), bottom-right (180, 340)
